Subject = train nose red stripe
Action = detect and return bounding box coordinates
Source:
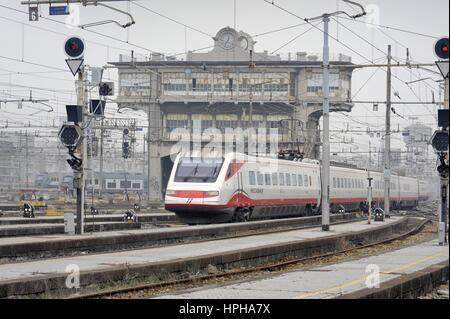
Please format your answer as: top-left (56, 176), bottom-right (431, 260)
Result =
top-left (167, 190), bottom-right (217, 198)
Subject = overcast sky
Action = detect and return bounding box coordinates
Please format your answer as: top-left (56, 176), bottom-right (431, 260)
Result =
top-left (0, 0), bottom-right (448, 156)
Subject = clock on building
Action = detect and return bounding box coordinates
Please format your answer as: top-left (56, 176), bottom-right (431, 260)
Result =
top-left (216, 28), bottom-right (238, 50)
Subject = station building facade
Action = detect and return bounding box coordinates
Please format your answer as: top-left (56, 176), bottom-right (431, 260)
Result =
top-left (111, 27), bottom-right (356, 201)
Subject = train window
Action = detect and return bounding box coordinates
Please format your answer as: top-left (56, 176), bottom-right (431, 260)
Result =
top-left (333, 177), bottom-right (336, 188)
top-left (132, 183), bottom-right (141, 189)
top-left (175, 157), bottom-right (224, 183)
top-left (298, 174), bottom-right (303, 187)
top-left (303, 175), bottom-right (308, 187)
top-left (279, 173), bottom-right (285, 186)
top-left (257, 172), bottom-right (264, 185)
top-left (120, 181), bottom-right (132, 189)
top-left (292, 174), bottom-right (297, 186)
top-left (264, 173), bottom-right (271, 186)
top-left (286, 173), bottom-right (291, 186)
top-left (351, 179), bottom-right (355, 188)
top-left (309, 176), bottom-right (312, 187)
top-left (107, 182), bottom-right (116, 189)
top-left (272, 173), bottom-right (278, 186)
top-left (249, 171), bottom-right (256, 185)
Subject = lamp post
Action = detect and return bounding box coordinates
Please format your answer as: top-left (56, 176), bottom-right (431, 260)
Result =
top-left (305, 0), bottom-right (366, 231)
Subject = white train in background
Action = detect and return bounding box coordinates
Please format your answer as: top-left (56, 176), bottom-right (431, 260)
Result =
top-left (165, 153), bottom-right (429, 224)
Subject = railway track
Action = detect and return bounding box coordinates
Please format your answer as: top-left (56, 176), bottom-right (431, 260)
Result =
top-left (67, 218), bottom-right (433, 299)
top-left (0, 212), bottom-right (364, 264)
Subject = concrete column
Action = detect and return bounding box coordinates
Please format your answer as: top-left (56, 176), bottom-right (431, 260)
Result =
top-left (292, 103), bottom-right (303, 150)
top-left (147, 102), bottom-right (162, 202)
top-left (305, 115), bottom-right (319, 159)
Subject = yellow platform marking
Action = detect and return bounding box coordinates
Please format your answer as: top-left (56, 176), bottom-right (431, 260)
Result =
top-left (18, 200), bottom-right (47, 207)
top-left (293, 250), bottom-right (448, 299)
top-left (47, 209), bottom-right (64, 216)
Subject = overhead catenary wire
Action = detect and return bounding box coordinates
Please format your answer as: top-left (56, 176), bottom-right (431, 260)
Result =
top-left (262, 0), bottom-right (439, 126)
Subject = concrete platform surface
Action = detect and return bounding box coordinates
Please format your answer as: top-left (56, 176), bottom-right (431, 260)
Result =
top-left (157, 240), bottom-right (449, 299)
top-left (0, 218), bottom-right (402, 283)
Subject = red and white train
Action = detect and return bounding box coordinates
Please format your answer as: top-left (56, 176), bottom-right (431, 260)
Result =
top-left (165, 153), bottom-right (429, 224)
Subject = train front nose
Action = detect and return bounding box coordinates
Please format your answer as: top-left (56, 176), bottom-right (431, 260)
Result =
top-left (164, 189), bottom-right (233, 224)
top-left (165, 189), bottom-right (207, 206)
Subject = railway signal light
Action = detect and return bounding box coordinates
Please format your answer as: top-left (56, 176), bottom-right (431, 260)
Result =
top-left (124, 210), bottom-right (137, 223)
top-left (65, 105), bottom-right (83, 124)
top-left (122, 128), bottom-right (130, 159)
top-left (67, 153), bottom-right (82, 171)
top-left (64, 36), bottom-right (85, 76)
top-left (374, 208), bottom-right (384, 222)
top-left (23, 202), bottom-right (35, 218)
top-left (99, 82), bottom-right (114, 96)
top-left (431, 130), bottom-right (449, 153)
top-left (89, 99), bottom-right (106, 116)
top-left (64, 36), bottom-right (85, 59)
top-left (58, 123), bottom-right (83, 151)
top-left (434, 37), bottom-right (449, 60)
top-left (122, 142), bottom-right (130, 159)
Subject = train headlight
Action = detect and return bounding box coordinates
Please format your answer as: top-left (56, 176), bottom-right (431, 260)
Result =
top-left (166, 189), bottom-right (177, 196)
top-left (205, 191), bottom-right (220, 197)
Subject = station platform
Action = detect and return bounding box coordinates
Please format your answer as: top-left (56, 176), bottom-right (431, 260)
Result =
top-left (158, 240), bottom-right (449, 299)
top-left (0, 216), bottom-right (428, 297)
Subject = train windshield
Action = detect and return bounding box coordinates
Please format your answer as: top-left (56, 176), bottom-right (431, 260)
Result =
top-left (174, 157), bottom-right (224, 183)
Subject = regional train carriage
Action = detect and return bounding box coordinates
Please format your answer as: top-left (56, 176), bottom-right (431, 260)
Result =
top-left (165, 153), bottom-right (321, 224)
top-left (330, 166), bottom-right (369, 212)
top-left (418, 179), bottom-right (430, 202)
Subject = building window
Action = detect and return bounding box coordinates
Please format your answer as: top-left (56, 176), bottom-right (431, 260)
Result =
top-left (216, 114), bottom-right (238, 133)
top-left (166, 114), bottom-right (189, 133)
